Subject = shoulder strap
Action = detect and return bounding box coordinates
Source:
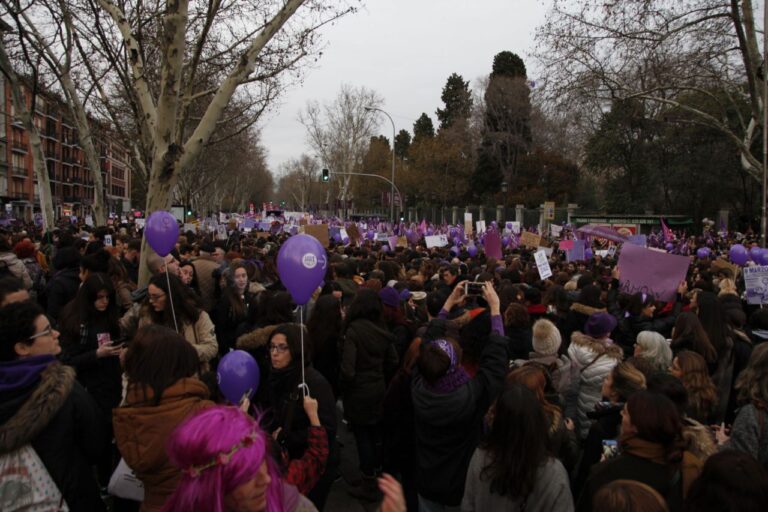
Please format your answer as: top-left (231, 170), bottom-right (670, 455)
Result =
top-left (583, 352), bottom-right (605, 371)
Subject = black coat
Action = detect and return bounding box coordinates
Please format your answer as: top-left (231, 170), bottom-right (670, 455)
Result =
top-left (505, 326), bottom-right (532, 360)
top-left (573, 402), bottom-right (623, 496)
top-left (340, 319), bottom-right (399, 425)
top-left (411, 333), bottom-right (508, 506)
top-left (211, 291), bottom-right (257, 355)
top-left (0, 359), bottom-right (105, 512)
top-left (43, 268), bottom-right (81, 323)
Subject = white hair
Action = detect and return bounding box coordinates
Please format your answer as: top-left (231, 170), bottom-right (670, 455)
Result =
top-left (636, 331), bottom-right (672, 372)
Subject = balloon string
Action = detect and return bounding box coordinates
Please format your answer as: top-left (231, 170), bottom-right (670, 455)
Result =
top-left (165, 266), bottom-right (179, 333)
top-left (299, 306), bottom-right (308, 398)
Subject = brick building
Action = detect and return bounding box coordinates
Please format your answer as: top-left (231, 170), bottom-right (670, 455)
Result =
top-left (0, 75), bottom-right (131, 221)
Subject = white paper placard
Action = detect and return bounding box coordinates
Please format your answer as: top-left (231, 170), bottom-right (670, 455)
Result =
top-left (85, 215), bottom-right (94, 227)
top-left (376, 232), bottom-right (389, 242)
top-left (550, 224), bottom-right (563, 237)
top-left (476, 220), bottom-right (486, 234)
top-left (135, 219), bottom-right (146, 228)
top-left (534, 250), bottom-right (553, 279)
top-left (104, 234), bottom-right (113, 247)
top-left (425, 234), bottom-right (449, 248)
top-left (537, 246), bottom-right (553, 257)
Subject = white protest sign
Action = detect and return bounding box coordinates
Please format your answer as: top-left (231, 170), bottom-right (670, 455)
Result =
top-left (85, 215), bottom-right (94, 227)
top-left (537, 246), bottom-right (553, 257)
top-left (464, 212), bottom-right (473, 235)
top-left (376, 232), bottom-right (390, 242)
top-left (506, 221), bottom-right (521, 234)
top-left (104, 234), bottom-right (113, 247)
top-left (217, 225), bottom-right (228, 240)
top-left (135, 219), bottom-right (146, 229)
top-left (476, 220), bottom-right (486, 234)
top-left (550, 224), bottom-right (563, 238)
top-left (425, 234), bottom-right (449, 248)
top-left (607, 245), bottom-right (618, 258)
top-left (534, 250), bottom-right (553, 280)
top-left (744, 266), bottom-right (768, 305)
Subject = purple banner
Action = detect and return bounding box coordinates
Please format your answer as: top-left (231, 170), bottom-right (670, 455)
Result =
top-left (484, 231), bottom-right (502, 259)
top-left (577, 224), bottom-right (629, 243)
top-left (627, 235), bottom-right (647, 247)
top-left (566, 240), bottom-right (586, 262)
top-left (617, 243), bottom-right (689, 301)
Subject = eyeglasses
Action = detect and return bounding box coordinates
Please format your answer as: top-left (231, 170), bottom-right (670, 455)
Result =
top-left (269, 344), bottom-right (289, 354)
top-left (148, 293), bottom-right (166, 302)
top-left (29, 325), bottom-right (54, 340)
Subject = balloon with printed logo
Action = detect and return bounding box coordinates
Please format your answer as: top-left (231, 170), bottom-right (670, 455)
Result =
top-left (277, 234), bottom-right (326, 305)
top-left (145, 210), bottom-right (179, 257)
top-left (217, 350), bottom-right (260, 404)
top-left (729, 244), bottom-right (749, 266)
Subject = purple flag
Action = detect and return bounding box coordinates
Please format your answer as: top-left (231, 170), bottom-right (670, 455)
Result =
top-left (484, 231), bottom-right (503, 259)
top-left (617, 243), bottom-right (689, 301)
top-left (576, 224), bottom-right (629, 243)
top-left (566, 240), bottom-right (586, 262)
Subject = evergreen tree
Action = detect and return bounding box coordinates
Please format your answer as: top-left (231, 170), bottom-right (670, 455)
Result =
top-left (492, 51), bottom-right (527, 78)
top-left (412, 113), bottom-right (435, 144)
top-left (394, 129), bottom-right (411, 159)
top-left (436, 73), bottom-right (473, 130)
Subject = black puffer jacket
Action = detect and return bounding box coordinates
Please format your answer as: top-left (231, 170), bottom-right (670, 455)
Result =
top-left (44, 268), bottom-right (81, 323)
top-left (0, 357), bottom-right (104, 511)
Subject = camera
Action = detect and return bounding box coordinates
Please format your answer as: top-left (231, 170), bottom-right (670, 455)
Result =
top-left (464, 281), bottom-right (484, 296)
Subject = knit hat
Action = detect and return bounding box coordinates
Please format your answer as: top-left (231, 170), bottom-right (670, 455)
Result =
top-left (532, 319), bottom-right (562, 356)
top-left (379, 287), bottom-right (400, 308)
top-left (584, 312), bottom-right (617, 338)
top-left (399, 289), bottom-right (412, 301)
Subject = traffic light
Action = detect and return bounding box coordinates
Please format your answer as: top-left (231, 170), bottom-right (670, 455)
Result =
top-left (322, 168), bottom-right (329, 182)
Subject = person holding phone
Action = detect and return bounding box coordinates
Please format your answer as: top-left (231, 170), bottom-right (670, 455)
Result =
top-left (59, 272), bottom-right (124, 487)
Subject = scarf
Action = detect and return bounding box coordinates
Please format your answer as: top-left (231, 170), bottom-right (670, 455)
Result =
top-left (424, 339), bottom-right (471, 394)
top-left (0, 354), bottom-right (56, 394)
top-left (621, 436), bottom-right (703, 498)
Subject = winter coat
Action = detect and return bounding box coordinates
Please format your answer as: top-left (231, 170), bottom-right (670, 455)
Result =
top-left (340, 318), bottom-right (399, 425)
top-left (237, 324), bottom-right (280, 399)
top-left (0, 250), bottom-right (33, 289)
top-left (462, 450), bottom-right (573, 512)
top-left (617, 303), bottom-right (681, 356)
top-left (506, 326), bottom-right (533, 361)
top-left (191, 256), bottom-right (220, 312)
top-left (0, 358), bottom-right (105, 512)
top-left (723, 403), bottom-right (768, 468)
top-left (574, 402), bottom-right (623, 495)
top-left (412, 333), bottom-right (508, 506)
top-left (22, 256), bottom-right (45, 297)
top-left (113, 378), bottom-right (214, 512)
top-left (567, 332), bottom-right (622, 439)
top-left (514, 352), bottom-right (573, 399)
top-left (561, 302), bottom-right (606, 351)
top-left (120, 305), bottom-right (219, 365)
top-left (212, 291), bottom-right (257, 355)
top-left (43, 267), bottom-right (80, 322)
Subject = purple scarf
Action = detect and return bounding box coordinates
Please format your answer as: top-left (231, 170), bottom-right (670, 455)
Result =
top-left (0, 354), bottom-right (56, 393)
top-left (424, 339), bottom-right (471, 394)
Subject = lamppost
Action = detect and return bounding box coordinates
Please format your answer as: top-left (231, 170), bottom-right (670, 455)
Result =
top-left (364, 106), bottom-right (396, 223)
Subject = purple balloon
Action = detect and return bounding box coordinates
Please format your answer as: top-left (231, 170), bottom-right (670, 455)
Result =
top-left (145, 210), bottom-right (179, 256)
top-left (750, 246), bottom-right (763, 261)
top-left (696, 247), bottom-right (710, 260)
top-left (217, 350), bottom-right (260, 404)
top-left (665, 242), bottom-right (674, 252)
top-left (381, 244), bottom-right (390, 253)
top-left (467, 245), bottom-right (478, 257)
top-left (502, 235), bottom-right (510, 247)
top-left (729, 244), bottom-right (749, 266)
top-left (277, 234), bottom-right (326, 305)
top-left (450, 245), bottom-right (460, 256)
top-left (759, 250), bottom-right (768, 266)
top-left (585, 248), bottom-right (594, 260)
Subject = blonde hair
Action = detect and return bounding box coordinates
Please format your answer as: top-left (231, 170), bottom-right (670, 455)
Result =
top-left (718, 278), bottom-right (738, 297)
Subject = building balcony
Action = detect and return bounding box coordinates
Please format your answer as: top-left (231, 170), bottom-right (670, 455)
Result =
top-left (11, 140), bottom-right (26, 152)
top-left (12, 166), bottom-right (27, 177)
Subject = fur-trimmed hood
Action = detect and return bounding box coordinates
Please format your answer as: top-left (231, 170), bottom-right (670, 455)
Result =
top-left (237, 324), bottom-right (279, 351)
top-left (569, 331), bottom-right (623, 360)
top-left (0, 362), bottom-right (75, 454)
top-left (570, 302), bottom-right (606, 317)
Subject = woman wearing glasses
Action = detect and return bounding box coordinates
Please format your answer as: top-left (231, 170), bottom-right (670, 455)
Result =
top-left (120, 273), bottom-right (218, 369)
top-left (0, 300), bottom-right (105, 511)
top-left (260, 323), bottom-right (337, 510)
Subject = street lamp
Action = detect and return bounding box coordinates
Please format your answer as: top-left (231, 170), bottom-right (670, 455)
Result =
top-left (365, 106), bottom-right (396, 223)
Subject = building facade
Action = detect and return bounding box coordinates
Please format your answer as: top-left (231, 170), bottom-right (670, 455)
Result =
top-left (0, 75), bottom-right (131, 221)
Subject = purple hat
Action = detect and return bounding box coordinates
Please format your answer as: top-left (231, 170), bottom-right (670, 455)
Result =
top-left (584, 312), bottom-right (617, 338)
top-left (379, 287), bottom-right (400, 308)
top-left (399, 288), bottom-right (412, 301)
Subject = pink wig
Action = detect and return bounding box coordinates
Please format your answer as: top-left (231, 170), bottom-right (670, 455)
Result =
top-left (161, 406), bottom-right (292, 512)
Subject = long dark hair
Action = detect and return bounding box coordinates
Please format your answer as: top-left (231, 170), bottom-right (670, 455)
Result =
top-left (59, 272), bottom-right (119, 338)
top-left (306, 294), bottom-right (343, 358)
top-left (695, 291), bottom-right (729, 356)
top-left (124, 324), bottom-right (202, 405)
top-left (672, 312), bottom-right (717, 364)
top-left (480, 384), bottom-right (549, 498)
top-left (345, 288), bottom-right (383, 329)
top-left (256, 290), bottom-right (294, 326)
top-left (145, 273), bottom-right (201, 328)
top-left (624, 391), bottom-right (684, 464)
top-left (221, 261), bottom-right (250, 320)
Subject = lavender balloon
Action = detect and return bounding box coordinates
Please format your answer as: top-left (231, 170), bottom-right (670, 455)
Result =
top-left (696, 247), bottom-right (710, 260)
top-left (759, 250), bottom-right (768, 266)
top-left (467, 245), bottom-right (478, 257)
top-left (585, 248), bottom-right (593, 260)
top-left (729, 244), bottom-right (749, 266)
top-left (277, 234), bottom-right (326, 305)
top-left (217, 350), bottom-right (260, 404)
top-left (750, 246), bottom-right (763, 261)
top-left (145, 210), bottom-right (179, 256)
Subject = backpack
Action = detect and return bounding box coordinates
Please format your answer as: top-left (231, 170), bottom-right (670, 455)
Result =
top-left (0, 444), bottom-right (68, 511)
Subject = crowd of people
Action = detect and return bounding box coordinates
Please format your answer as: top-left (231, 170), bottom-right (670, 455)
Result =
top-left (2, 218), bottom-right (768, 512)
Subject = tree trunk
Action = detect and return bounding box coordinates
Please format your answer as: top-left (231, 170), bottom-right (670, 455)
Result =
top-left (0, 40), bottom-right (54, 230)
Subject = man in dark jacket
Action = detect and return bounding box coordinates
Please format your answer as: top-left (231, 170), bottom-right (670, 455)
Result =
top-left (43, 247), bottom-right (82, 323)
top-left (0, 301), bottom-right (105, 511)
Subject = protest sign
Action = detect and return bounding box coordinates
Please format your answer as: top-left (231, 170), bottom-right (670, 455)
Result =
top-left (550, 224), bottom-right (563, 238)
top-left (476, 220), bottom-right (486, 234)
top-left (183, 223), bottom-right (196, 233)
top-left (711, 258), bottom-right (740, 279)
top-left (104, 234), bottom-right (113, 247)
top-left (534, 250), bottom-right (553, 279)
top-left (85, 215), bottom-right (94, 227)
top-left (425, 234), bottom-right (449, 248)
top-left (559, 240), bottom-right (574, 251)
top-left (340, 228), bottom-right (349, 244)
top-left (617, 243), bottom-right (689, 301)
top-left (510, 221), bottom-right (521, 234)
top-left (464, 212), bottom-right (473, 235)
top-left (376, 232), bottom-right (390, 242)
top-left (135, 219), bottom-right (146, 229)
top-left (397, 236), bottom-right (408, 248)
top-left (537, 246), bottom-right (553, 257)
top-left (627, 235), bottom-right (647, 247)
top-left (744, 266), bottom-right (768, 305)
top-left (388, 236), bottom-right (398, 249)
top-left (544, 202), bottom-right (555, 221)
top-left (216, 225), bottom-right (228, 240)
top-left (304, 224), bottom-right (330, 247)
top-left (566, 239), bottom-right (586, 262)
top-left (346, 224), bottom-right (361, 242)
top-left (520, 231), bottom-right (542, 248)
top-left (607, 245), bottom-right (618, 258)
top-left (484, 231), bottom-right (503, 259)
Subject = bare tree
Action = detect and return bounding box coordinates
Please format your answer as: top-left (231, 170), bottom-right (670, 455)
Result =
top-left (534, 0), bottom-right (763, 179)
top-left (275, 153), bottom-right (318, 211)
top-left (299, 84), bottom-right (383, 207)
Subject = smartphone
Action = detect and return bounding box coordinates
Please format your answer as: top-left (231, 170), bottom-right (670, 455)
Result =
top-left (464, 281), bottom-right (484, 296)
top-left (601, 439), bottom-right (619, 461)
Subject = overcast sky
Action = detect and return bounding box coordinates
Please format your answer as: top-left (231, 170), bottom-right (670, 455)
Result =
top-left (260, 0), bottom-right (549, 174)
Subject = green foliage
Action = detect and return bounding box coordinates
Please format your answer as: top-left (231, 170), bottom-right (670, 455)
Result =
top-left (470, 143), bottom-right (503, 199)
top-left (413, 113), bottom-right (435, 143)
top-left (436, 73), bottom-right (473, 130)
top-left (491, 51), bottom-right (527, 78)
top-left (394, 129), bottom-right (411, 159)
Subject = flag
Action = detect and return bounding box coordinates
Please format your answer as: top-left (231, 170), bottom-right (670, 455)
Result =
top-left (660, 217), bottom-right (674, 242)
